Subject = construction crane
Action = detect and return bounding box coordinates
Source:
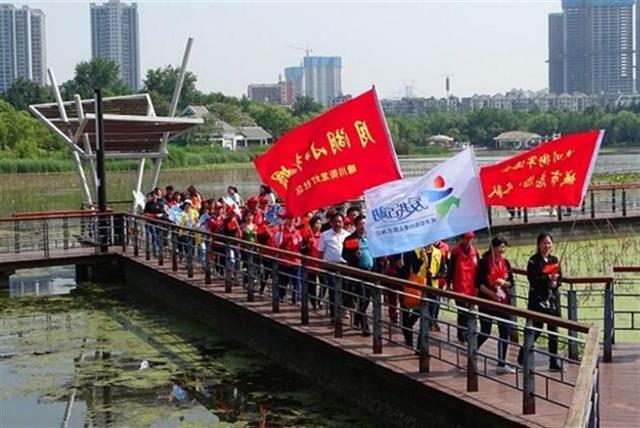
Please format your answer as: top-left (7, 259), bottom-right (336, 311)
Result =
top-left (288, 45), bottom-right (314, 57)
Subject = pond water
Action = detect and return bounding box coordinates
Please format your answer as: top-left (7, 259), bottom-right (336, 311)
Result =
top-left (0, 153), bottom-right (637, 217)
top-left (0, 270), bottom-right (382, 427)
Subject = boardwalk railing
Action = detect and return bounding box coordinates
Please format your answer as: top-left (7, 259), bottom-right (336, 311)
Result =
top-left (486, 182), bottom-right (640, 225)
top-left (0, 212), bottom-right (603, 425)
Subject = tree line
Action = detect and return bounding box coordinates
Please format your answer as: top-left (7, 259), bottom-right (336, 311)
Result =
top-left (1, 57), bottom-right (640, 162)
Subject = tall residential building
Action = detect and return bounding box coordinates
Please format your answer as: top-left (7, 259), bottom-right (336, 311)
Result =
top-left (90, 0), bottom-right (140, 91)
top-left (0, 4), bottom-right (46, 93)
top-left (303, 56), bottom-right (342, 106)
top-left (548, 13), bottom-right (565, 94)
top-left (552, 0), bottom-right (634, 95)
top-left (284, 65), bottom-right (304, 104)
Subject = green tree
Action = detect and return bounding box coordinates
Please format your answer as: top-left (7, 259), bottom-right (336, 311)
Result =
top-left (292, 96), bottom-right (324, 117)
top-left (206, 102), bottom-right (255, 126)
top-left (527, 113), bottom-right (559, 136)
top-left (1, 78), bottom-right (53, 110)
top-left (61, 58), bottom-right (130, 99)
top-left (141, 65), bottom-right (200, 116)
top-left (245, 102), bottom-right (299, 138)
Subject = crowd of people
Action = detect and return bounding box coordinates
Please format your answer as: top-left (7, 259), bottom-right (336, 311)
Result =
top-left (143, 184), bottom-right (565, 373)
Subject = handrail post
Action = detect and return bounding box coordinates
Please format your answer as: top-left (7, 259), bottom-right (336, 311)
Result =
top-left (171, 231), bottom-right (178, 272)
top-left (300, 263), bottom-right (309, 325)
top-left (603, 281), bottom-right (613, 362)
top-left (523, 208), bottom-right (528, 223)
top-left (272, 261), bottom-right (280, 313)
top-left (622, 189), bottom-right (627, 217)
top-left (246, 247), bottom-right (255, 302)
top-left (145, 224), bottom-right (151, 261)
top-left (466, 304), bottom-right (478, 392)
top-left (372, 285), bottom-right (383, 354)
top-left (590, 191), bottom-right (595, 219)
top-left (63, 217), bottom-right (69, 250)
top-left (133, 218), bottom-right (139, 257)
top-left (42, 219), bottom-right (50, 258)
top-left (121, 215), bottom-right (127, 252)
top-left (224, 242), bottom-right (232, 292)
top-left (523, 319), bottom-right (536, 415)
top-left (158, 228), bottom-right (165, 266)
top-left (204, 236), bottom-right (212, 285)
top-left (14, 220), bottom-right (20, 254)
top-left (334, 273), bottom-right (343, 338)
top-left (611, 188), bottom-right (616, 213)
top-left (186, 234), bottom-right (194, 278)
top-left (486, 207), bottom-right (492, 226)
top-left (581, 198), bottom-right (586, 215)
top-left (567, 288), bottom-right (579, 360)
top-left (418, 297), bottom-right (430, 373)
top-left (557, 205), bottom-right (562, 221)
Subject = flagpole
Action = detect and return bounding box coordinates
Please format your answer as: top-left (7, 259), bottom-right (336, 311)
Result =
top-left (372, 84), bottom-right (403, 179)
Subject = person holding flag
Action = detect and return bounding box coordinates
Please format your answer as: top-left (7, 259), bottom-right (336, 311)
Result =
top-left (518, 232), bottom-right (564, 372)
top-left (475, 236), bottom-right (516, 373)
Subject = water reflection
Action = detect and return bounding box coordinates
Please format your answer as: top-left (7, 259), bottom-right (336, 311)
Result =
top-left (0, 284), bottom-right (382, 427)
top-left (4, 266), bottom-right (76, 298)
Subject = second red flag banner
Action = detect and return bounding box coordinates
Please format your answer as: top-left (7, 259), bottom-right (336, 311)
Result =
top-left (254, 89), bottom-right (402, 216)
top-left (480, 130), bottom-right (604, 208)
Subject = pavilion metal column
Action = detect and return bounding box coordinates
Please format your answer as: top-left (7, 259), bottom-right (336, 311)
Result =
top-left (74, 94), bottom-right (99, 200)
top-left (149, 37), bottom-right (193, 191)
top-left (95, 89), bottom-right (108, 253)
top-left (131, 159), bottom-right (146, 213)
top-left (49, 69), bottom-right (93, 206)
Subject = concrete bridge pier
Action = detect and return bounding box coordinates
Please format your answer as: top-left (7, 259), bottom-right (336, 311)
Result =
top-left (0, 269), bottom-right (15, 289)
top-left (75, 261), bottom-right (123, 284)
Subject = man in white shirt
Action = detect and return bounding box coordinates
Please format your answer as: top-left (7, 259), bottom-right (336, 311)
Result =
top-left (318, 213), bottom-right (350, 319)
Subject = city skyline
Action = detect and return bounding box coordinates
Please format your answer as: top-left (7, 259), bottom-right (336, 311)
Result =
top-left (17, 1), bottom-right (560, 98)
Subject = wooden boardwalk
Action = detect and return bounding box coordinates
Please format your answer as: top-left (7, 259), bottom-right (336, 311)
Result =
top-left (2, 248), bottom-right (639, 427)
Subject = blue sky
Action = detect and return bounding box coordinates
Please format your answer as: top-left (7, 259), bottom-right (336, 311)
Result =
top-left (23, 1), bottom-right (560, 98)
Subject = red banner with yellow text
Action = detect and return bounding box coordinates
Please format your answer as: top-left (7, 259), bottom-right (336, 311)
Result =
top-left (480, 130), bottom-right (604, 208)
top-left (253, 89), bottom-right (402, 215)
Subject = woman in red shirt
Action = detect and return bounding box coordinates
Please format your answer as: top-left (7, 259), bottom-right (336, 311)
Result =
top-left (475, 236), bottom-right (516, 373)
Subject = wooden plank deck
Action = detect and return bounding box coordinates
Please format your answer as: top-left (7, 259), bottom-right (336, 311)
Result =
top-left (122, 253), bottom-right (640, 428)
top-left (2, 248), bottom-right (639, 427)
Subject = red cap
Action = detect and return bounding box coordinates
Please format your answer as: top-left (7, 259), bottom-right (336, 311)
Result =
top-left (462, 231), bottom-right (476, 239)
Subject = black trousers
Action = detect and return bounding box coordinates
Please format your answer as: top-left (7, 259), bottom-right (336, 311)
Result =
top-left (456, 300), bottom-right (470, 341)
top-left (478, 310), bottom-right (513, 366)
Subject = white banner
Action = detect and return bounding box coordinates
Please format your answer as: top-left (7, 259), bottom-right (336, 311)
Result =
top-left (365, 148), bottom-right (489, 257)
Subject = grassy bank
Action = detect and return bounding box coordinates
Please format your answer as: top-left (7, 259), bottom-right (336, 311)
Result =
top-left (0, 145), bottom-right (264, 174)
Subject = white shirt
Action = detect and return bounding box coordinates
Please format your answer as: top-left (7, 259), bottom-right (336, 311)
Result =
top-left (319, 228), bottom-right (350, 263)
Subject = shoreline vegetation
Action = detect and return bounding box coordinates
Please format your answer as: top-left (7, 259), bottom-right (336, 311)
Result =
top-left (0, 145), bottom-right (638, 184)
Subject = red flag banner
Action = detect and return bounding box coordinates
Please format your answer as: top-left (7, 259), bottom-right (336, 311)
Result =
top-left (253, 89), bottom-right (402, 215)
top-left (480, 130), bottom-right (604, 208)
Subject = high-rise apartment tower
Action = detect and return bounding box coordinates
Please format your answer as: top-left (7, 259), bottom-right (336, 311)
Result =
top-left (0, 4), bottom-right (46, 93)
top-left (90, 0), bottom-right (140, 90)
top-left (303, 56), bottom-right (342, 106)
top-left (550, 0), bottom-right (634, 95)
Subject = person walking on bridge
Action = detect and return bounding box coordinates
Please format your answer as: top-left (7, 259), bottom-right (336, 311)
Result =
top-left (476, 236), bottom-right (516, 373)
top-left (342, 214), bottom-right (375, 335)
top-left (447, 232), bottom-right (480, 344)
top-left (518, 232), bottom-right (564, 372)
top-left (318, 212), bottom-right (350, 320)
